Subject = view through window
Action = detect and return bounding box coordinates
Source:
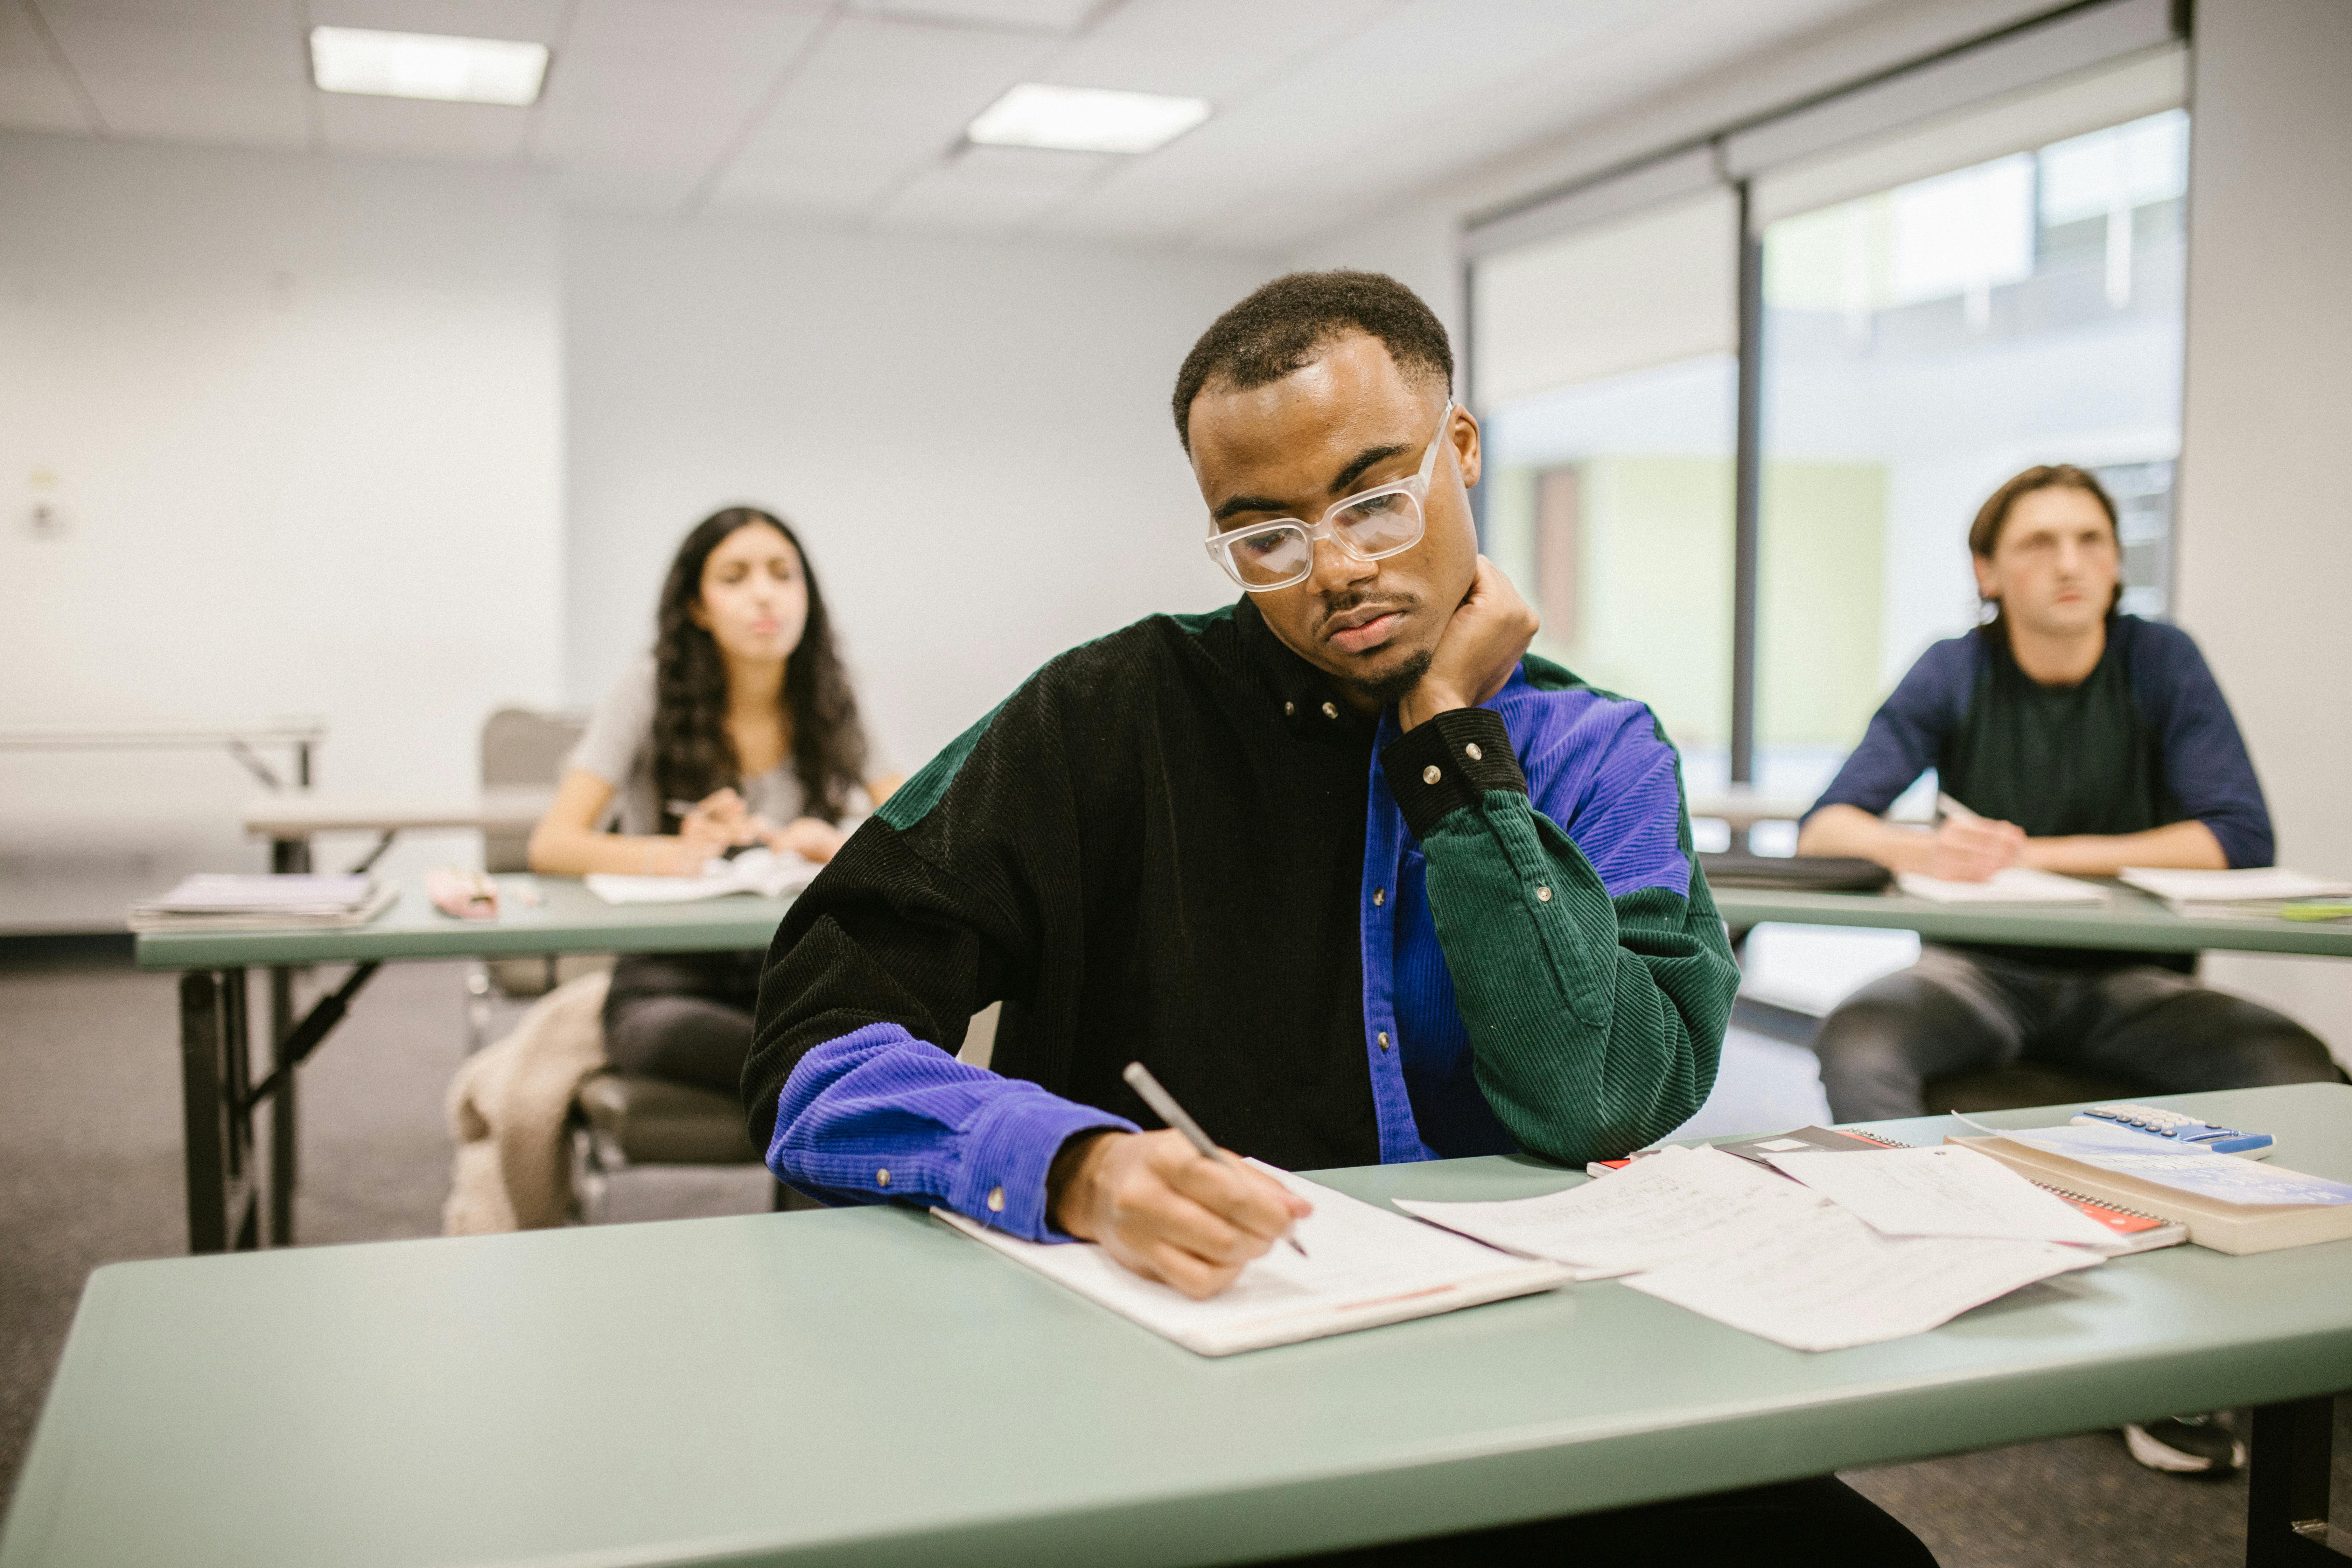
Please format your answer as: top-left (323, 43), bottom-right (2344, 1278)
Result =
top-left (1472, 102), bottom-right (2188, 819)
top-left (1753, 108), bottom-right (2190, 802)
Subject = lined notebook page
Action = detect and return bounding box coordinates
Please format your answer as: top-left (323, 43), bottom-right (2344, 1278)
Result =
top-left (934, 1165), bottom-right (1568, 1356)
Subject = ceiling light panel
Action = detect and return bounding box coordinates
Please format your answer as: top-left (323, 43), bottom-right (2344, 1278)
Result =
top-left (309, 26), bottom-right (549, 106)
top-left (966, 83), bottom-right (1209, 154)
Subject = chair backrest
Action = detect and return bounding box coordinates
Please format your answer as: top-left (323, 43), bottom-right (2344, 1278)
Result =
top-left (481, 706), bottom-right (589, 873)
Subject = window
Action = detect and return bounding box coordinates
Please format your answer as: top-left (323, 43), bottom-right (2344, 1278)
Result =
top-left (1752, 107), bottom-right (2190, 801)
top-left (1472, 191), bottom-right (1740, 790)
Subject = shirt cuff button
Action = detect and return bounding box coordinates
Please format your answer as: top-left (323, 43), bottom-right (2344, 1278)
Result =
top-left (875, 1169), bottom-right (890, 1186)
top-left (987, 1186), bottom-right (1005, 1212)
top-left (1465, 742), bottom-right (1483, 761)
top-left (1322, 701), bottom-right (1339, 719)
top-left (1536, 886), bottom-right (1553, 902)
top-left (1422, 765), bottom-right (1442, 785)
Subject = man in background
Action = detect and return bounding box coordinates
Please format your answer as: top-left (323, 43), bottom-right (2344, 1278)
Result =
top-left (1798, 463), bottom-right (2338, 1476)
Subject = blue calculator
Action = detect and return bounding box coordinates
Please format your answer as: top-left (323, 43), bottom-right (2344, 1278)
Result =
top-left (2070, 1104), bottom-right (2274, 1157)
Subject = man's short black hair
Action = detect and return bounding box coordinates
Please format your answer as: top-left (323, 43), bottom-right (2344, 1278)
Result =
top-left (1172, 270), bottom-right (1454, 452)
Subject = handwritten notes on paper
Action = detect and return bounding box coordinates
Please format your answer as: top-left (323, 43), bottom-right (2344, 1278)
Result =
top-left (1765, 1146), bottom-right (2121, 1247)
top-left (1400, 1144), bottom-right (2106, 1352)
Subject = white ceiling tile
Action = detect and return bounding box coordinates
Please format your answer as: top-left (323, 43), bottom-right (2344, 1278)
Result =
top-left (77, 71), bottom-right (310, 146)
top-left (850, 0), bottom-right (1105, 35)
top-left (546, 0), bottom-right (825, 107)
top-left (530, 0), bottom-right (829, 196)
top-left (707, 13), bottom-right (1058, 211)
top-left (34, 0), bottom-right (298, 27)
top-left (0, 82), bottom-right (90, 134)
top-left (872, 141), bottom-right (1111, 233)
top-left (317, 91), bottom-right (534, 159)
top-left (1035, 0), bottom-right (1394, 101)
top-left (555, 161), bottom-right (706, 211)
top-left (41, 10), bottom-right (304, 85)
top-left (303, 0), bottom-right (570, 44)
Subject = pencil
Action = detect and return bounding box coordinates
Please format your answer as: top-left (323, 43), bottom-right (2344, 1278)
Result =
top-left (1122, 1061), bottom-right (1308, 1258)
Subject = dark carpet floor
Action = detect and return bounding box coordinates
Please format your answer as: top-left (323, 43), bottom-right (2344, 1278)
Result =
top-left (0, 948), bottom-right (2329, 1564)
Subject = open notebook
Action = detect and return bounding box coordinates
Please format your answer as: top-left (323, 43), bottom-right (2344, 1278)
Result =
top-left (584, 847), bottom-right (822, 905)
top-left (934, 1164), bottom-right (1568, 1356)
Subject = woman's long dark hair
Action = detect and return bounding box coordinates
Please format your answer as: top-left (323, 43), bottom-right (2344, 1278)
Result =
top-left (652, 507), bottom-right (868, 825)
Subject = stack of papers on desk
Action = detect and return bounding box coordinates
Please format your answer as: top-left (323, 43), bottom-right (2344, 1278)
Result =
top-left (586, 847), bottom-right (822, 905)
top-left (2118, 866), bottom-right (2352, 916)
top-left (1398, 1144), bottom-right (2105, 1352)
top-left (936, 1165), bottom-right (1569, 1356)
top-left (128, 874), bottom-right (395, 932)
top-left (1895, 867), bottom-right (2107, 904)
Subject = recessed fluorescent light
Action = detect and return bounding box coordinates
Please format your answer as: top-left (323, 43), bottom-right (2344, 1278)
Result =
top-left (309, 26), bottom-right (549, 107)
top-left (966, 84), bottom-right (1209, 154)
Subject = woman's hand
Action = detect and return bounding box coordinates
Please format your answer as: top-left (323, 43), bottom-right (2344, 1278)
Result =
top-left (678, 788), bottom-right (760, 847)
top-left (762, 816), bottom-right (848, 864)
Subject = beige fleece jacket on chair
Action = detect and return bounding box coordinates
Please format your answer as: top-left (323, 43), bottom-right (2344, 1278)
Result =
top-left (442, 969), bottom-right (610, 1234)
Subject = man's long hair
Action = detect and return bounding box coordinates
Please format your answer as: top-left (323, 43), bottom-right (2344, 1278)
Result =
top-left (1969, 464), bottom-right (2125, 623)
top-left (651, 506), bottom-right (868, 826)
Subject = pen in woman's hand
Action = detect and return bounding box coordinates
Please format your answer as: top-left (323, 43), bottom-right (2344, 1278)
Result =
top-left (1121, 1062), bottom-right (1307, 1258)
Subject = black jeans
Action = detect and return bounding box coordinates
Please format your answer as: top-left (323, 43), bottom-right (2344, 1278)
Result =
top-left (1814, 944), bottom-right (2340, 1122)
top-left (601, 950), bottom-right (765, 1096)
top-left (1266, 1474), bottom-right (1933, 1566)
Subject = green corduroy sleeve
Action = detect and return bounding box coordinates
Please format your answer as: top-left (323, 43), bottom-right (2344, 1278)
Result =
top-left (1383, 708), bottom-right (1738, 1166)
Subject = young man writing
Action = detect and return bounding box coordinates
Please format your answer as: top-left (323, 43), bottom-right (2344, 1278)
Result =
top-left (1798, 464), bottom-right (2337, 1477)
top-left (747, 272), bottom-right (1931, 1564)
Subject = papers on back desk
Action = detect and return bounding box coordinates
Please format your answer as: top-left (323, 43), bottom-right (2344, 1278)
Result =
top-left (1396, 1145), bottom-right (2101, 1352)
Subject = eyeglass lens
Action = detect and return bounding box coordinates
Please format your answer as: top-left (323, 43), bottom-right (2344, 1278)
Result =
top-left (1224, 492), bottom-right (1423, 588)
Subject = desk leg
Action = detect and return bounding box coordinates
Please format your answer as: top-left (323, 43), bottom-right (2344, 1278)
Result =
top-left (2248, 1398), bottom-right (2347, 1567)
top-left (267, 833), bottom-right (309, 1247)
top-left (178, 970), bottom-right (261, 1254)
top-left (268, 966), bottom-right (298, 1246)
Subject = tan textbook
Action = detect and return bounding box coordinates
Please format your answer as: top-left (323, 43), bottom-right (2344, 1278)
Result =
top-left (1948, 1134), bottom-right (2352, 1255)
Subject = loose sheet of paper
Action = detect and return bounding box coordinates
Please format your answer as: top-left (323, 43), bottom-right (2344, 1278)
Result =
top-left (1767, 1146), bottom-right (2118, 1247)
top-left (1895, 867), bottom-right (2107, 904)
top-left (1622, 1204), bottom-right (2100, 1352)
top-left (1394, 1145), bottom-right (1826, 1278)
top-left (936, 1165), bottom-right (1568, 1356)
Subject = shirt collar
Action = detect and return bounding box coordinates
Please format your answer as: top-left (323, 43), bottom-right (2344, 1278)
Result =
top-left (1233, 596), bottom-right (1381, 743)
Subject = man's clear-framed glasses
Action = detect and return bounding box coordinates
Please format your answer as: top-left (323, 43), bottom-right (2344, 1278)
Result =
top-left (1203, 402), bottom-right (1456, 592)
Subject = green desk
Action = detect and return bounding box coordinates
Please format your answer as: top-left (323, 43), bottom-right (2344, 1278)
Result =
top-left (1713, 881), bottom-right (2352, 959)
top-left (5, 1083), bottom-right (2347, 1568)
top-left (135, 877), bottom-right (793, 1254)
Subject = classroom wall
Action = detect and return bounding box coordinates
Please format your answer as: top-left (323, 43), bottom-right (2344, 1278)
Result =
top-left (561, 215), bottom-right (1275, 770)
top-left (2172, 0), bottom-right (2352, 1059)
top-left (0, 133), bottom-right (565, 925)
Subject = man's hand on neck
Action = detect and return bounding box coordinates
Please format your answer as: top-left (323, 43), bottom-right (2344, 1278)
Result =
top-left (1395, 556), bottom-right (1539, 731)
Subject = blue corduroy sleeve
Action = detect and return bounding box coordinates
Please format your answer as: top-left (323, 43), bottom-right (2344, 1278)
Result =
top-left (2128, 621), bottom-right (2275, 867)
top-left (1805, 635), bottom-right (1979, 820)
top-left (767, 1022), bottom-right (1137, 1241)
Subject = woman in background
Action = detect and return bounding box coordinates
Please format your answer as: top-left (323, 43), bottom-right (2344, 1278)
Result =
top-left (530, 506), bottom-right (897, 1095)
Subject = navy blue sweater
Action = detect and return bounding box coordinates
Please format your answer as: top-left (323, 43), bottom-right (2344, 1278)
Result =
top-left (1809, 614), bottom-right (2273, 869)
